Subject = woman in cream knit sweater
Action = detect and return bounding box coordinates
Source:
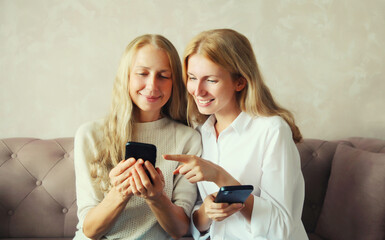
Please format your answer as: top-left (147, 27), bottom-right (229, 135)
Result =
top-left (74, 34), bottom-right (201, 240)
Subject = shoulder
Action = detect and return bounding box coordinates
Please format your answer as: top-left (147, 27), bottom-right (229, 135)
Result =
top-left (168, 119), bottom-right (201, 139)
top-left (167, 119), bottom-right (202, 155)
top-left (250, 115), bottom-right (292, 140)
top-left (75, 119), bottom-right (105, 148)
top-left (254, 115), bottom-right (290, 130)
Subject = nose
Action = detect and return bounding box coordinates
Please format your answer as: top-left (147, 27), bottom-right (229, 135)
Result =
top-left (194, 80), bottom-right (206, 97)
top-left (145, 73), bottom-right (157, 90)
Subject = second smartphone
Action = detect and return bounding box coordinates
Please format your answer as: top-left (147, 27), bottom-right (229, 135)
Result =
top-left (214, 185), bottom-right (254, 204)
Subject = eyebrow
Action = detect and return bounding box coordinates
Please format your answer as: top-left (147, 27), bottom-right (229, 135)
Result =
top-left (136, 66), bottom-right (171, 73)
top-left (187, 72), bottom-right (218, 78)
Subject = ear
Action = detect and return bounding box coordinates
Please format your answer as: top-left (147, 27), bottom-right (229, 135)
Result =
top-left (235, 77), bottom-right (247, 92)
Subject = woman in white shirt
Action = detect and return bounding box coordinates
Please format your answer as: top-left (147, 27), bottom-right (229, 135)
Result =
top-left (164, 29), bottom-right (308, 240)
top-left (74, 34), bottom-right (201, 240)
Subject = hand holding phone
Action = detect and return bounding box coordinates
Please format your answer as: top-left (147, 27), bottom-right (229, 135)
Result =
top-left (214, 185), bottom-right (254, 204)
top-left (125, 142), bottom-right (157, 181)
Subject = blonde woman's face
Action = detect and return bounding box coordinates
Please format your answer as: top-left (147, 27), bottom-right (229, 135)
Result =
top-left (187, 54), bottom-right (244, 118)
top-left (129, 44), bottom-right (173, 122)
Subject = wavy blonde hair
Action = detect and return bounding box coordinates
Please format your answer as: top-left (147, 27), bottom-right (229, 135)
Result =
top-left (183, 29), bottom-right (302, 143)
top-left (90, 34), bottom-right (187, 192)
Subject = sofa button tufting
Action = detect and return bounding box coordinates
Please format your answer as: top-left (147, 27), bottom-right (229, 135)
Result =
top-left (312, 152), bottom-right (318, 157)
top-left (11, 153), bottom-right (17, 158)
top-left (64, 153), bottom-right (70, 158)
top-left (311, 204), bottom-right (317, 209)
top-left (62, 208), bottom-right (68, 214)
top-left (36, 180), bottom-right (42, 186)
top-left (7, 210), bottom-right (14, 216)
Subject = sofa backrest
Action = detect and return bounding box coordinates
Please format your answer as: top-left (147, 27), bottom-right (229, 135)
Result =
top-left (0, 138), bottom-right (77, 238)
top-left (1, 137), bottom-right (384, 239)
top-left (297, 139), bottom-right (339, 232)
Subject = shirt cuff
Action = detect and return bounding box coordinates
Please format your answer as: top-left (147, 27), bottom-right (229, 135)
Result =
top-left (190, 204), bottom-right (210, 240)
top-left (250, 196), bottom-right (272, 237)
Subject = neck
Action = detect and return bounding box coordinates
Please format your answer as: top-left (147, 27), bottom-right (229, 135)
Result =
top-left (214, 109), bottom-right (242, 137)
top-left (134, 108), bottom-right (162, 123)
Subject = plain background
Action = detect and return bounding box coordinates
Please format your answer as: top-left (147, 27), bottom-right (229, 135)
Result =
top-left (1, 0), bottom-right (384, 140)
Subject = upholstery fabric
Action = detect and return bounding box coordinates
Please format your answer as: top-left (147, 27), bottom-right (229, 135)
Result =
top-left (315, 144), bottom-right (385, 240)
top-left (297, 139), bottom-right (339, 232)
top-left (0, 138), bottom-right (77, 238)
top-left (1, 137), bottom-right (384, 239)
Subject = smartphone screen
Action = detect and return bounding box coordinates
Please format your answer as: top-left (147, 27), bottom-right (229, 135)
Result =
top-left (125, 142), bottom-right (157, 167)
top-left (214, 185), bottom-right (254, 203)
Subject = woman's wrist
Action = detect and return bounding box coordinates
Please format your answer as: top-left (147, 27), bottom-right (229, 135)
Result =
top-left (193, 203), bottom-right (212, 233)
top-left (145, 191), bottom-right (167, 206)
top-left (214, 165), bottom-right (240, 187)
top-left (109, 186), bottom-right (132, 205)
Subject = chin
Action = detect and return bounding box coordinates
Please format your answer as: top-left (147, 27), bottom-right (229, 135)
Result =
top-left (197, 108), bottom-right (214, 115)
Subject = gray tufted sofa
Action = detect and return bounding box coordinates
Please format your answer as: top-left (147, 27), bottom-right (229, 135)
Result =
top-left (0, 137), bottom-right (384, 240)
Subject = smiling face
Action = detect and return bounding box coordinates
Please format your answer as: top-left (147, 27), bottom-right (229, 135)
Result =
top-left (186, 54), bottom-right (245, 119)
top-left (129, 44), bottom-right (173, 122)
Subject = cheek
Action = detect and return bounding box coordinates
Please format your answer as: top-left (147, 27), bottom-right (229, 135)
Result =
top-left (186, 81), bottom-right (195, 95)
top-left (163, 79), bottom-right (173, 91)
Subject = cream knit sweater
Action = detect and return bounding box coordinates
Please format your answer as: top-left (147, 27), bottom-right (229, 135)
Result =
top-left (74, 117), bottom-right (201, 240)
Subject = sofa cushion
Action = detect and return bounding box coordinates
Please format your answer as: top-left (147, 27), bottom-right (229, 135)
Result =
top-left (315, 144), bottom-right (385, 240)
top-left (296, 139), bottom-right (339, 233)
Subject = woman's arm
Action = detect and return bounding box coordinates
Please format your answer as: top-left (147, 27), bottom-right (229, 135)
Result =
top-left (164, 154), bottom-right (253, 230)
top-left (82, 187), bottom-right (131, 239)
top-left (82, 159), bottom-right (136, 239)
top-left (146, 192), bottom-right (190, 239)
top-left (129, 160), bottom-right (190, 239)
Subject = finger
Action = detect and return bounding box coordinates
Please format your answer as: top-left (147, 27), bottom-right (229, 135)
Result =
top-left (212, 202), bottom-right (229, 209)
top-left (110, 158), bottom-right (136, 177)
top-left (187, 175), bottom-right (202, 183)
top-left (178, 164), bottom-right (194, 175)
top-left (162, 154), bottom-right (191, 163)
top-left (173, 165), bottom-right (183, 175)
top-left (183, 169), bottom-right (196, 180)
top-left (119, 158), bottom-right (136, 174)
top-left (156, 167), bottom-right (164, 181)
top-left (130, 176), bottom-right (139, 195)
top-left (135, 160), bottom-right (151, 185)
top-left (224, 203), bottom-right (244, 214)
top-left (145, 161), bottom-right (158, 182)
top-left (131, 168), bottom-right (147, 194)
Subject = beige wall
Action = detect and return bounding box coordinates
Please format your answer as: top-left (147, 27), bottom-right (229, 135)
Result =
top-left (1, 0), bottom-right (384, 140)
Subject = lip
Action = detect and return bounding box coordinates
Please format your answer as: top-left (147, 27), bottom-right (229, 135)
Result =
top-left (196, 98), bottom-right (214, 107)
top-left (142, 94), bottom-right (161, 103)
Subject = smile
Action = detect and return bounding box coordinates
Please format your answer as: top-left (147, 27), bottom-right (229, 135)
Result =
top-left (196, 98), bottom-right (214, 105)
top-left (142, 94), bottom-right (161, 102)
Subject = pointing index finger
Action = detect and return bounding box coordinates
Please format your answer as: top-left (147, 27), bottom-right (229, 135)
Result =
top-left (162, 154), bottom-right (191, 163)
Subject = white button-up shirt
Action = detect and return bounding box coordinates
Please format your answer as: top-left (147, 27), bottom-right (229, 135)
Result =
top-left (191, 112), bottom-right (308, 240)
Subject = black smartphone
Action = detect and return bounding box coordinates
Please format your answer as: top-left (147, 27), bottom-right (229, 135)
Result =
top-left (125, 141), bottom-right (157, 167)
top-left (214, 185), bottom-right (254, 204)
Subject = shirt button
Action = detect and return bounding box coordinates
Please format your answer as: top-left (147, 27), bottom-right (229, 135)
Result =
top-left (62, 208), bottom-right (68, 214)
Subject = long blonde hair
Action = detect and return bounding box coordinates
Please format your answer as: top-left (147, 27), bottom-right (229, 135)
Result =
top-left (91, 34), bottom-right (187, 192)
top-left (183, 29), bottom-right (302, 143)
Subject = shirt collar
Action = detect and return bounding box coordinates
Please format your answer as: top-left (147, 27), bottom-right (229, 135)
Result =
top-left (201, 112), bottom-right (254, 136)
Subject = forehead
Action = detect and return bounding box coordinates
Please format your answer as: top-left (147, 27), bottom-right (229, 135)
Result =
top-left (188, 54), bottom-right (229, 77)
top-left (132, 44), bottom-right (171, 70)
